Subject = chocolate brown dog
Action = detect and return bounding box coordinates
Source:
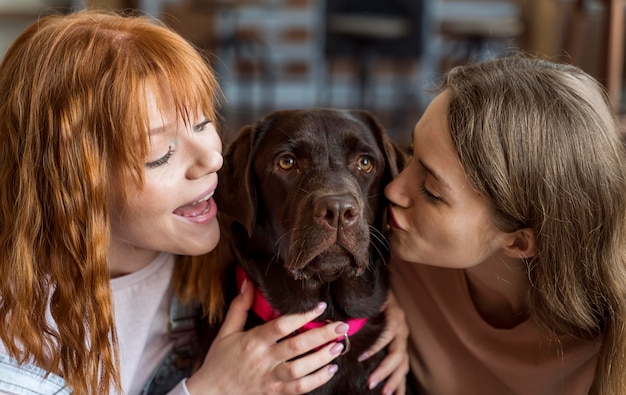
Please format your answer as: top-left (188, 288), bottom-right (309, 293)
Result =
top-left (215, 108), bottom-right (406, 394)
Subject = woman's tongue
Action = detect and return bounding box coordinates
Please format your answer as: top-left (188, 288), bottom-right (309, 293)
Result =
top-left (174, 199), bottom-right (210, 217)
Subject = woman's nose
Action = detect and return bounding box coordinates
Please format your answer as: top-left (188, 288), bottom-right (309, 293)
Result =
top-left (185, 135), bottom-right (223, 179)
top-left (385, 169), bottom-right (410, 207)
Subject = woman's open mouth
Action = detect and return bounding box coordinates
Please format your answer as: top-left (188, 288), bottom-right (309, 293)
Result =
top-left (173, 190), bottom-right (214, 218)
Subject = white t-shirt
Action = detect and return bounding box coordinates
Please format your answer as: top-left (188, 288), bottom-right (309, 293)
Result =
top-left (0, 252), bottom-right (191, 394)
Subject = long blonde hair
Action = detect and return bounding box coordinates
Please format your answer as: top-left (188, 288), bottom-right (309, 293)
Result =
top-left (443, 56), bottom-right (626, 394)
top-left (0, 10), bottom-right (223, 393)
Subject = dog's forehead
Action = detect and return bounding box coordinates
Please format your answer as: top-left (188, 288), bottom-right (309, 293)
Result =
top-left (256, 110), bottom-right (381, 152)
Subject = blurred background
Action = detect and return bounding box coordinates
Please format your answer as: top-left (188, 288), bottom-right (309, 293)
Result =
top-left (1, 0), bottom-right (624, 146)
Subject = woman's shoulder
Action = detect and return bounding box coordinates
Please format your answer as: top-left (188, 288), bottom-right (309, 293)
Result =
top-left (0, 354), bottom-right (71, 395)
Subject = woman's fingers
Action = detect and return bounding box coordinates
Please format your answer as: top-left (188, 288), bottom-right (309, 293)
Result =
top-left (381, 363), bottom-right (408, 395)
top-left (270, 302), bottom-right (328, 337)
top-left (267, 319), bottom-right (349, 362)
top-left (359, 321), bottom-right (394, 362)
top-left (272, 341), bottom-right (343, 381)
top-left (368, 343), bottom-right (409, 394)
top-left (215, 278), bottom-right (255, 338)
top-left (283, 363), bottom-right (338, 394)
top-left (361, 290), bottom-right (410, 394)
top-left (275, 362), bottom-right (340, 394)
top-left (360, 291), bottom-right (406, 361)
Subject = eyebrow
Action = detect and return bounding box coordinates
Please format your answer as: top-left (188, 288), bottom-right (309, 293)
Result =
top-left (194, 118), bottom-right (211, 129)
top-left (419, 159), bottom-right (451, 190)
top-left (149, 123), bottom-right (172, 135)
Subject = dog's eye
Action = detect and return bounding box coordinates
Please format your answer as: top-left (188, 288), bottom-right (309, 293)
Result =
top-left (278, 155), bottom-right (296, 170)
top-left (357, 156), bottom-right (374, 173)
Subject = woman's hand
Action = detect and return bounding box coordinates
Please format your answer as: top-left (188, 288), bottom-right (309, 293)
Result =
top-left (186, 279), bottom-right (347, 394)
top-left (359, 290), bottom-right (409, 395)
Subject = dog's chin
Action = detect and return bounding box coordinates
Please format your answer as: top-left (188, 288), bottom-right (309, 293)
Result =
top-left (288, 250), bottom-right (365, 282)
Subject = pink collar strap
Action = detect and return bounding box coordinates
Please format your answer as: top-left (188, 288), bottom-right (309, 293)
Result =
top-left (235, 265), bottom-right (368, 341)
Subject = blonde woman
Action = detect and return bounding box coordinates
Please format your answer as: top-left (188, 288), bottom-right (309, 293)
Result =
top-left (387, 56), bottom-right (626, 395)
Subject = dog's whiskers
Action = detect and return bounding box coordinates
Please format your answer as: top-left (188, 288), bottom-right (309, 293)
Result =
top-left (367, 251), bottom-right (379, 271)
top-left (369, 225), bottom-right (391, 250)
top-left (367, 192), bottom-right (385, 199)
top-left (369, 229), bottom-right (390, 257)
top-left (367, 229), bottom-right (390, 268)
top-left (368, 246), bottom-right (385, 267)
top-left (265, 254), bottom-right (281, 277)
top-left (275, 230), bottom-right (292, 247)
top-left (289, 236), bottom-right (308, 270)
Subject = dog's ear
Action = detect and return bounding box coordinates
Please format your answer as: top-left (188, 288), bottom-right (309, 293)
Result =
top-left (350, 110), bottom-right (407, 182)
top-left (380, 134), bottom-right (407, 181)
top-left (216, 125), bottom-right (257, 237)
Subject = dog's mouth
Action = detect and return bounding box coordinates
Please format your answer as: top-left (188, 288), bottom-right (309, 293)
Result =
top-left (288, 244), bottom-right (366, 281)
top-left (280, 189), bottom-right (374, 283)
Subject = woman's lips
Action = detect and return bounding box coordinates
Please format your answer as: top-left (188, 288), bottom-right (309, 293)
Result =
top-left (173, 195), bottom-right (212, 217)
top-left (173, 186), bottom-right (217, 218)
top-left (387, 207), bottom-right (401, 230)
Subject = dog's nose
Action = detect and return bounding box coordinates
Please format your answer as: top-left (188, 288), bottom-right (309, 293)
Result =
top-left (314, 195), bottom-right (359, 229)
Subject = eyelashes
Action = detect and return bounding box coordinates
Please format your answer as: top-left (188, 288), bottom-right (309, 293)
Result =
top-left (144, 119), bottom-right (210, 169)
top-left (419, 183), bottom-right (442, 202)
top-left (145, 146), bottom-right (174, 169)
top-left (194, 119), bottom-right (211, 132)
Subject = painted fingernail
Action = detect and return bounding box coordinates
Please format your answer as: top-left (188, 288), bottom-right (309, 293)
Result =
top-left (368, 378), bottom-right (379, 390)
top-left (357, 352), bottom-right (369, 362)
top-left (240, 278), bottom-right (248, 295)
top-left (330, 342), bottom-right (344, 355)
top-left (335, 322), bottom-right (349, 335)
top-left (328, 364), bottom-right (339, 375)
top-left (315, 302), bottom-right (327, 313)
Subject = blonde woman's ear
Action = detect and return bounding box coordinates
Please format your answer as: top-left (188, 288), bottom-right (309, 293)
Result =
top-left (503, 227), bottom-right (536, 259)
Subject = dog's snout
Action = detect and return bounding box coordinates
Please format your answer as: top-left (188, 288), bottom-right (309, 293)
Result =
top-left (314, 195), bottom-right (359, 229)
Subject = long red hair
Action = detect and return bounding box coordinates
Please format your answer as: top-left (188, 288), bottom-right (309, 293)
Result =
top-left (0, 9), bottom-right (224, 393)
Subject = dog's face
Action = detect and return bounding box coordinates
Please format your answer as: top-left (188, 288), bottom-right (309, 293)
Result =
top-left (217, 109), bottom-right (405, 290)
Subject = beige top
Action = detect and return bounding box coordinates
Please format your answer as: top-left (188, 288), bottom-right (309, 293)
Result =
top-left (390, 258), bottom-right (599, 395)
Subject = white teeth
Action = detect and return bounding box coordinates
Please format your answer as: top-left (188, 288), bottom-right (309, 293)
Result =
top-left (192, 191), bottom-right (214, 205)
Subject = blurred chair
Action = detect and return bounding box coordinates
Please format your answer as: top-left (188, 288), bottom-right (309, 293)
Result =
top-left (435, 0), bottom-right (525, 72)
top-left (322, 0), bottom-right (425, 112)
